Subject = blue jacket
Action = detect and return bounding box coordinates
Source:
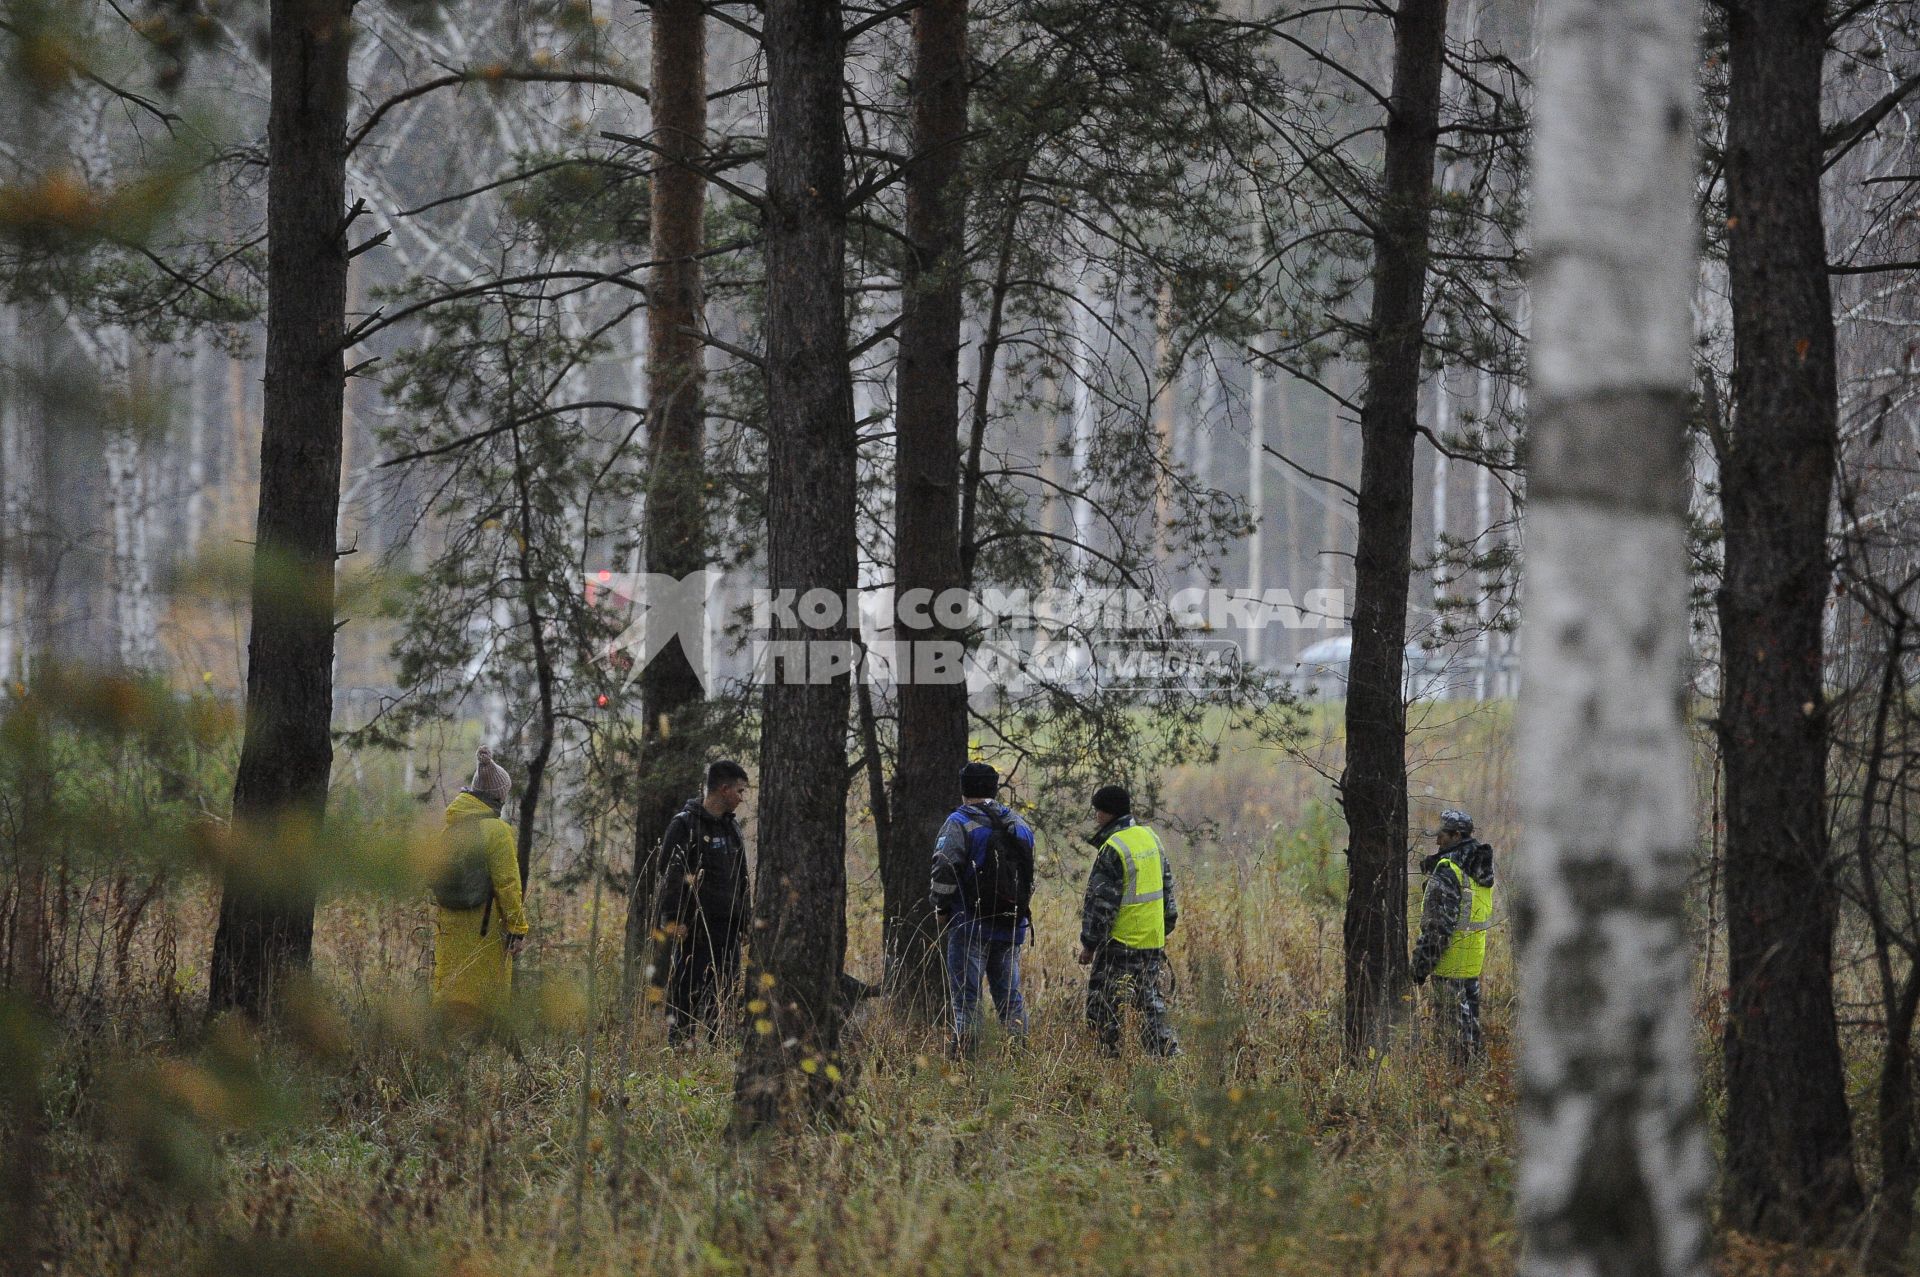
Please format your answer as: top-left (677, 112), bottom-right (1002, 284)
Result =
top-left (929, 801), bottom-right (1034, 943)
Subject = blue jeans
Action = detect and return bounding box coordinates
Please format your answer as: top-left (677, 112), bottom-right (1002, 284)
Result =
top-left (945, 923), bottom-right (1027, 1048)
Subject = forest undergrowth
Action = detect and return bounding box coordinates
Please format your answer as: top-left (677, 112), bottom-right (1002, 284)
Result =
top-left (3, 698), bottom-right (1896, 1275)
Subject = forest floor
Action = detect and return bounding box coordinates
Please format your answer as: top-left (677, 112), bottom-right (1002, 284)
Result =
top-left (19, 702), bottom-right (1897, 1275)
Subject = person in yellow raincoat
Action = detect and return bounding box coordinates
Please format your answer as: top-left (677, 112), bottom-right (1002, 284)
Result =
top-left (431, 748), bottom-right (530, 1024)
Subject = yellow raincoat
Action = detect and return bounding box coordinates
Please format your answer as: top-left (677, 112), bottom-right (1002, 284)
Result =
top-left (431, 791), bottom-right (530, 1021)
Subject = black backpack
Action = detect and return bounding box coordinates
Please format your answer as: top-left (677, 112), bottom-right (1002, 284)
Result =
top-left (430, 817), bottom-right (495, 911)
top-left (969, 810), bottom-right (1034, 924)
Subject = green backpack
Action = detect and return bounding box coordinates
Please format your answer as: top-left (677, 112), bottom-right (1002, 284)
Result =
top-left (431, 817), bottom-right (496, 911)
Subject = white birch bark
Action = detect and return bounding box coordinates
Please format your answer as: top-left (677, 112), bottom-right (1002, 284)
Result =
top-left (1069, 279), bottom-right (1098, 575)
top-left (1194, 349), bottom-right (1216, 497)
top-left (1518, 2), bottom-right (1709, 1274)
top-left (1473, 368), bottom-right (1495, 700)
top-left (1247, 344), bottom-right (1267, 664)
top-left (108, 337), bottom-right (161, 670)
top-left (1319, 388), bottom-right (1343, 605)
top-left (185, 335), bottom-right (210, 552)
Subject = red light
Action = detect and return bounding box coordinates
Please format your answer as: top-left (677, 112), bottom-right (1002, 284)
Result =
top-left (597, 569), bottom-right (611, 582)
top-left (597, 694), bottom-right (609, 707)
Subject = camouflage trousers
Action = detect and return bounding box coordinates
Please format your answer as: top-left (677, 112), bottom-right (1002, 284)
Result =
top-left (1087, 943), bottom-right (1179, 1057)
top-left (1429, 976), bottom-right (1482, 1064)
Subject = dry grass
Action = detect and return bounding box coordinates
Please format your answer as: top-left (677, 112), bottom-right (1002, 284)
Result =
top-left (35, 874), bottom-right (1521, 1276)
top-left (13, 700), bottom-right (1903, 1275)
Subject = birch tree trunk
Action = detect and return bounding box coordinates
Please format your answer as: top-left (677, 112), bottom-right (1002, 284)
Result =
top-left (1341, 0), bottom-right (1448, 1056)
top-left (886, 0), bottom-right (970, 1019)
top-left (733, 0), bottom-right (857, 1133)
top-left (107, 340), bottom-right (159, 671)
top-left (1069, 280), bottom-right (1098, 574)
top-left (1473, 368), bottom-right (1494, 699)
top-left (1517, 2), bottom-right (1710, 1272)
top-left (1248, 346), bottom-right (1267, 664)
top-left (207, 0), bottom-right (353, 1018)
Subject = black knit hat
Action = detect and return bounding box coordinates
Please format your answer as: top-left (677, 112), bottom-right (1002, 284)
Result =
top-left (1091, 784), bottom-right (1131, 817)
top-left (960, 761), bottom-right (999, 799)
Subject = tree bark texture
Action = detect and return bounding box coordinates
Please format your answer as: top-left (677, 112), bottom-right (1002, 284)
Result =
top-left (629, 0), bottom-right (712, 974)
top-left (510, 419), bottom-right (554, 891)
top-left (207, 0), bottom-right (351, 1019)
top-left (885, 0), bottom-right (970, 1021)
top-left (1517, 3), bottom-right (1711, 1274)
top-left (1718, 0), bottom-right (1863, 1239)
top-left (732, 0), bottom-right (857, 1133)
top-left (1341, 0), bottom-right (1447, 1056)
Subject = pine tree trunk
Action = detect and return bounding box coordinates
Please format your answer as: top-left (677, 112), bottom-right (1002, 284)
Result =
top-left (629, 0), bottom-right (711, 975)
top-left (207, 0), bottom-right (351, 1019)
top-left (1717, 0), bottom-right (1863, 1238)
top-left (509, 419), bottom-right (553, 892)
top-left (1517, 3), bottom-right (1711, 1272)
top-left (0, 306), bottom-right (18, 681)
top-left (1430, 371), bottom-right (1451, 615)
top-left (1340, 0), bottom-right (1447, 1056)
top-left (732, 0), bottom-right (856, 1133)
top-left (885, 0), bottom-right (969, 1021)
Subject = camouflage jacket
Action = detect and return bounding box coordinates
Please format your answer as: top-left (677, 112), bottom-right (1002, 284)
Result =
top-left (1080, 815), bottom-right (1179, 951)
top-left (1410, 838), bottom-right (1495, 982)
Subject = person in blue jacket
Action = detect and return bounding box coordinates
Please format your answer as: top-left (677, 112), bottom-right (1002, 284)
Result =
top-left (928, 762), bottom-right (1035, 1055)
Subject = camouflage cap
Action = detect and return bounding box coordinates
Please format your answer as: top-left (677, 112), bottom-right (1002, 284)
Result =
top-left (1439, 808), bottom-right (1473, 834)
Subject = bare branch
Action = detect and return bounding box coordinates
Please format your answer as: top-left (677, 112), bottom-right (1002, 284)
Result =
top-left (349, 68), bottom-right (651, 155)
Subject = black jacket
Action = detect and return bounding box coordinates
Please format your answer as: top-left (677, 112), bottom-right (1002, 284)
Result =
top-left (655, 798), bottom-right (750, 940)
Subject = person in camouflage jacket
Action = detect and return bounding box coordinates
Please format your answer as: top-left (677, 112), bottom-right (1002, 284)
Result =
top-left (1078, 785), bottom-right (1180, 1057)
top-left (1410, 808), bottom-right (1494, 1063)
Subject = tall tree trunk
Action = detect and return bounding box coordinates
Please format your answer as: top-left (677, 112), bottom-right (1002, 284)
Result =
top-left (1430, 371), bottom-right (1451, 614)
top-left (1247, 346), bottom-right (1267, 664)
top-left (885, 0), bottom-right (969, 1022)
top-left (207, 0), bottom-right (351, 1019)
top-left (1340, 0), bottom-right (1447, 1056)
top-left (1869, 972), bottom-right (1920, 1274)
top-left (1516, 2), bottom-right (1710, 1273)
top-left (732, 0), bottom-right (856, 1133)
top-left (628, 0), bottom-right (711, 979)
top-left (0, 306), bottom-right (18, 681)
top-left (510, 417), bottom-right (554, 891)
top-left (1717, 0), bottom-right (1863, 1238)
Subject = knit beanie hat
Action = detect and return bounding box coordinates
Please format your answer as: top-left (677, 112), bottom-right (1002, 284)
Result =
top-left (960, 761), bottom-right (999, 799)
top-left (1092, 784), bottom-right (1131, 817)
top-left (469, 747), bottom-right (511, 805)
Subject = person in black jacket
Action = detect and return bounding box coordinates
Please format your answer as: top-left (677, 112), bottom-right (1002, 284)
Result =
top-left (655, 759), bottom-right (752, 1045)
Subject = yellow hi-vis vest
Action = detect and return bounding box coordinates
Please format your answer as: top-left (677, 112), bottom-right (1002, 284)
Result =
top-left (1433, 856), bottom-right (1492, 979)
top-left (1105, 825), bottom-right (1167, 950)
